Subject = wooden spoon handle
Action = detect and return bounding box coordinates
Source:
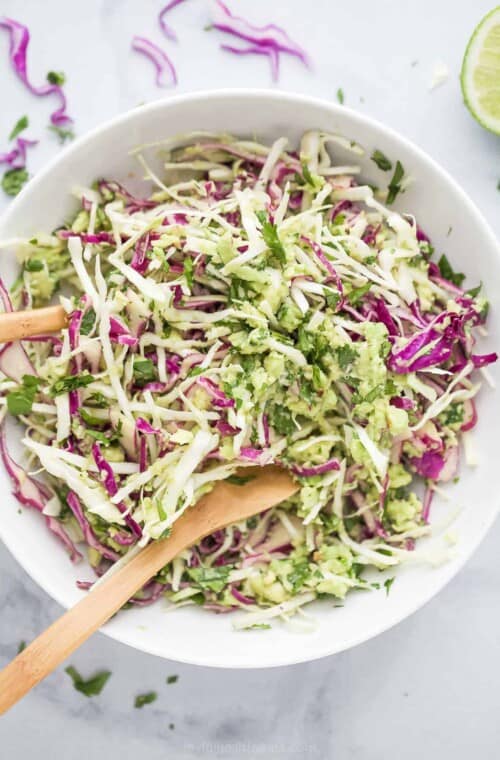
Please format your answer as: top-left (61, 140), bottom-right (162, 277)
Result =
top-left (0, 538), bottom-right (178, 714)
top-left (0, 465), bottom-right (298, 713)
top-left (0, 305), bottom-right (67, 343)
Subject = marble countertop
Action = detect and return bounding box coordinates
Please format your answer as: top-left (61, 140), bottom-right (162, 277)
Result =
top-left (1, 0), bottom-right (499, 756)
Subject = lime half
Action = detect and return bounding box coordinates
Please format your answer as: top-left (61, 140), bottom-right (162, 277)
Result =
top-left (461, 6), bottom-right (500, 134)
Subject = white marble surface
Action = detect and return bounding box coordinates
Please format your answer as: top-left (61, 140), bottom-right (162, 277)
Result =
top-left (1, 0), bottom-right (500, 756)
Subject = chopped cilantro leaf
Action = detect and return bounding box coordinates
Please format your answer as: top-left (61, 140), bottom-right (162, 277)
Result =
top-left (134, 691), bottom-right (158, 708)
top-left (301, 162), bottom-right (316, 186)
top-left (80, 307), bottom-right (96, 335)
top-left (79, 408), bottom-right (106, 427)
top-left (48, 125), bottom-right (75, 144)
top-left (187, 366), bottom-right (204, 378)
top-left (2, 168), bottom-right (29, 197)
top-left (336, 88), bottom-right (344, 104)
top-left (287, 559), bottom-right (310, 592)
top-left (363, 384), bottom-right (385, 403)
top-left (47, 70), bottom-right (66, 86)
top-left (300, 375), bottom-right (315, 405)
top-left (256, 211), bottom-right (286, 263)
top-left (9, 115), bottom-right (29, 141)
top-left (186, 566), bottom-right (232, 593)
top-left (325, 292), bottom-right (341, 310)
top-left (386, 160), bottom-right (405, 204)
top-left (384, 577), bottom-right (395, 595)
top-left (65, 665), bottom-right (111, 697)
top-left (440, 402), bottom-right (464, 426)
top-left (133, 359), bottom-right (156, 386)
top-left (371, 150), bottom-right (392, 172)
top-left (467, 282), bottom-right (482, 298)
top-left (335, 344), bottom-right (359, 369)
top-left (268, 404), bottom-right (296, 436)
top-left (166, 675), bottom-right (178, 684)
top-left (86, 428), bottom-right (120, 446)
top-left (7, 375), bottom-right (40, 416)
top-left (17, 640), bottom-right (27, 654)
top-left (348, 282), bottom-right (372, 305)
top-left (50, 373), bottom-right (93, 396)
top-left (438, 254), bottom-right (465, 287)
top-left (86, 391), bottom-right (109, 408)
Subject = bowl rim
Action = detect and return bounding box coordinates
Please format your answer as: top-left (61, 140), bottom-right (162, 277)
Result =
top-left (0, 87), bottom-right (499, 668)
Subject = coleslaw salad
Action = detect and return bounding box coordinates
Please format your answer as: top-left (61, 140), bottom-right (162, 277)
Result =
top-left (0, 129), bottom-right (495, 628)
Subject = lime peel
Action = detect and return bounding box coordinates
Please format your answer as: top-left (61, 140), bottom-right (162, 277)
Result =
top-left (461, 6), bottom-right (500, 135)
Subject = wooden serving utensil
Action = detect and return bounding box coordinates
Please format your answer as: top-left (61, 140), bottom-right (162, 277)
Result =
top-left (0, 465), bottom-right (298, 714)
top-left (0, 304), bottom-right (67, 343)
top-left (0, 306), bottom-right (298, 712)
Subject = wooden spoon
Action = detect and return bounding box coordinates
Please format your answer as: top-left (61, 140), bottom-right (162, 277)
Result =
top-left (0, 465), bottom-right (298, 714)
top-left (0, 307), bottom-right (298, 712)
top-left (0, 304), bottom-right (67, 343)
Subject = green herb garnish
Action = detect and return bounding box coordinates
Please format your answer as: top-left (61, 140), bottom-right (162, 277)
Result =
top-left (384, 577), bottom-right (395, 595)
top-left (335, 344), bottom-right (359, 369)
top-left (348, 282), bottom-right (372, 305)
top-left (268, 404), bottom-right (296, 436)
top-left (86, 391), bottom-right (110, 408)
top-left (186, 566), bottom-right (232, 593)
top-left (79, 408), bottom-right (106, 427)
top-left (386, 160), bottom-right (405, 204)
top-left (65, 665), bottom-right (111, 697)
top-left (2, 168), bottom-right (29, 197)
top-left (438, 254), bottom-right (465, 287)
top-left (256, 210), bottom-right (286, 264)
top-left (467, 282), bottom-right (482, 298)
top-left (287, 559), bottom-right (310, 592)
top-left (48, 125), bottom-right (75, 144)
top-left (440, 403), bottom-right (464, 426)
top-left (371, 150), bottom-right (392, 172)
top-left (336, 88), bottom-right (344, 104)
top-left (133, 359), bottom-right (156, 386)
top-left (80, 308), bottom-right (96, 335)
top-left (9, 115), bottom-right (29, 141)
top-left (134, 691), bottom-right (158, 708)
top-left (166, 675), bottom-right (178, 684)
top-left (47, 70), bottom-right (66, 86)
top-left (300, 162), bottom-right (316, 187)
top-left (7, 375), bottom-right (40, 416)
top-left (50, 372), bottom-right (93, 396)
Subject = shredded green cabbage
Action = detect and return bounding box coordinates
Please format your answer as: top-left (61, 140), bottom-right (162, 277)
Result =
top-left (0, 130), bottom-right (494, 628)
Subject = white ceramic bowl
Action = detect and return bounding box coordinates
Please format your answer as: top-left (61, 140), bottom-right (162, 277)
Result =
top-left (0, 90), bottom-right (498, 668)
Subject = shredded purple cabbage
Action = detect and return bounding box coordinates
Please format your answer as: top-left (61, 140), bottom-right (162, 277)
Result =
top-left (0, 17), bottom-right (72, 125)
top-left (131, 36), bottom-right (177, 87)
top-left (0, 136), bottom-right (37, 169)
top-left (211, 0), bottom-right (310, 79)
top-left (158, 0), bottom-right (188, 41)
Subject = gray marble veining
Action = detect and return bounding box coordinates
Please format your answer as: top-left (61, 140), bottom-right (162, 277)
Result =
top-left (1, 1), bottom-right (499, 757)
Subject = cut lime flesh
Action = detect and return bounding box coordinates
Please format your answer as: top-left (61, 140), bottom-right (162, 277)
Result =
top-left (461, 7), bottom-right (500, 135)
